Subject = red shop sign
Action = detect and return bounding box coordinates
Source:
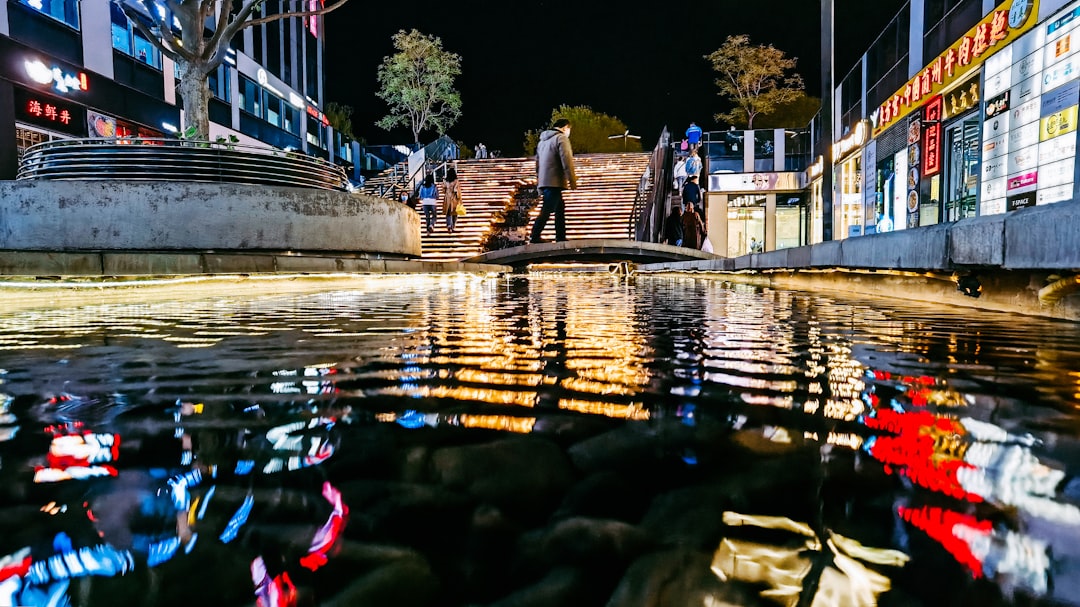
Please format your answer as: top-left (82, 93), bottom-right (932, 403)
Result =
top-left (922, 96), bottom-right (943, 178)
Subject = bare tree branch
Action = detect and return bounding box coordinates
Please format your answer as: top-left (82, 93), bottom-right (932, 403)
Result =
top-left (243, 0), bottom-right (348, 28)
top-left (116, 2), bottom-right (189, 64)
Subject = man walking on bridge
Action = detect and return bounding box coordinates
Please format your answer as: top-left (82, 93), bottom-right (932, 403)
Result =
top-left (531, 118), bottom-right (578, 244)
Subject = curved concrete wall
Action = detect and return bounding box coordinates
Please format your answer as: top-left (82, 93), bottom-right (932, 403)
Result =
top-left (0, 181), bottom-right (420, 257)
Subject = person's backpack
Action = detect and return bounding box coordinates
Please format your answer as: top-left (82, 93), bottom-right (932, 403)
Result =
top-left (685, 156), bottom-right (701, 176)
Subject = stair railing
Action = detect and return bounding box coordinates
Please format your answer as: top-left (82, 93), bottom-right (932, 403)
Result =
top-left (630, 127), bottom-right (672, 242)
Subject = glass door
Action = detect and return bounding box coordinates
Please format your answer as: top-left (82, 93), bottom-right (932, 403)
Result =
top-left (943, 116), bottom-right (979, 223)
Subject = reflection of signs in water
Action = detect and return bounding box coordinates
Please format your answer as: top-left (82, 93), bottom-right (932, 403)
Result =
top-left (712, 511), bottom-right (909, 605)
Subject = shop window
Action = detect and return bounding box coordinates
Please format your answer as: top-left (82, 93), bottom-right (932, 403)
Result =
top-left (727, 195), bottom-right (766, 256)
top-left (18, 0), bottom-right (79, 29)
top-left (840, 155), bottom-right (862, 238)
top-left (16, 124), bottom-right (68, 162)
top-left (776, 194), bottom-right (808, 250)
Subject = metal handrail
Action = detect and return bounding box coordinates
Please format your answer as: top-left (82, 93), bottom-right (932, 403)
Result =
top-left (17, 138), bottom-right (351, 191)
top-left (630, 128), bottom-right (671, 242)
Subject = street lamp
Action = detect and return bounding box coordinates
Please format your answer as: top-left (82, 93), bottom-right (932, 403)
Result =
top-left (608, 129), bottom-right (641, 152)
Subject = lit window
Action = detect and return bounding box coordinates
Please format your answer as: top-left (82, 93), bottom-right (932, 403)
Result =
top-left (19, 0), bottom-right (80, 29)
top-left (110, 3), bottom-right (161, 69)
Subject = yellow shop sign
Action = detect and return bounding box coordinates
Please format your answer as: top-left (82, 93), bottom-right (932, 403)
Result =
top-left (1040, 105), bottom-right (1079, 140)
top-left (871, 0), bottom-right (1039, 137)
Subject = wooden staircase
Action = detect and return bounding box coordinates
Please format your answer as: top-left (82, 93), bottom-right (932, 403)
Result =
top-left (419, 153), bottom-right (650, 262)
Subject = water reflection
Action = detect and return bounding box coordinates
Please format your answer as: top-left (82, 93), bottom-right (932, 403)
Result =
top-left (0, 274), bottom-right (1076, 605)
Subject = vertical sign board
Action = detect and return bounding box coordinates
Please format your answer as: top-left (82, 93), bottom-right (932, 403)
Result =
top-left (863, 141), bottom-right (877, 232)
top-left (923, 95), bottom-right (944, 178)
top-left (906, 116), bottom-right (921, 228)
top-left (1037, 0), bottom-right (1080, 205)
top-left (983, 90), bottom-right (1011, 213)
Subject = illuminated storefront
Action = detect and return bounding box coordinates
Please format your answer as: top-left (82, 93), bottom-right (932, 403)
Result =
top-left (706, 171), bottom-right (809, 256)
top-left (1, 0), bottom-right (352, 180)
top-left (832, 120), bottom-right (869, 238)
top-left (0, 35), bottom-right (176, 174)
top-left (866, 0), bottom-right (1041, 230)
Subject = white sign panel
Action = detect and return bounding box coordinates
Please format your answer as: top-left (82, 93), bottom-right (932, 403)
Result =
top-left (1039, 156), bottom-right (1076, 187)
top-left (708, 172), bottom-right (806, 192)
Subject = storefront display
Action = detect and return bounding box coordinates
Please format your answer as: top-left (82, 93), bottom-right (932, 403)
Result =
top-left (726, 195), bottom-right (766, 257)
top-left (776, 194), bottom-right (808, 249)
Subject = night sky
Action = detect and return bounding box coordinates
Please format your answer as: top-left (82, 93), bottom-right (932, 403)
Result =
top-left (324, 0), bottom-right (907, 156)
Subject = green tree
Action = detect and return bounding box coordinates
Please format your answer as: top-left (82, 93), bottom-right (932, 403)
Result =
top-left (705, 34), bottom-right (805, 129)
top-left (754, 94), bottom-right (821, 129)
top-left (375, 29), bottom-right (462, 146)
top-left (522, 105), bottom-right (641, 155)
top-left (114, 0), bottom-right (349, 139)
top-left (325, 102), bottom-right (357, 141)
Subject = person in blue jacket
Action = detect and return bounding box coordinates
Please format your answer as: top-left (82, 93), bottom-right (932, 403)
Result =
top-left (686, 122), bottom-right (703, 151)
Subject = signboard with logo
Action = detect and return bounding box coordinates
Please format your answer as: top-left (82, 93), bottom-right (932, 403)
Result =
top-left (708, 172), bottom-right (806, 193)
top-left (871, 0), bottom-right (1040, 137)
top-left (981, 0), bottom-right (1080, 213)
top-left (943, 75), bottom-right (981, 119)
top-left (14, 87), bottom-right (85, 136)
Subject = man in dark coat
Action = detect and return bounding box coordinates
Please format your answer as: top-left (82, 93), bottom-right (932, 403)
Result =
top-left (530, 118), bottom-right (578, 244)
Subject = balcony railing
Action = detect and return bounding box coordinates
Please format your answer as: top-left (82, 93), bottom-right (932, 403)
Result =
top-left (17, 137), bottom-right (351, 191)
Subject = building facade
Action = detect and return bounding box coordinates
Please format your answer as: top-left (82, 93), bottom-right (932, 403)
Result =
top-left (701, 0), bottom-right (1079, 255)
top-left (0, 0), bottom-right (356, 180)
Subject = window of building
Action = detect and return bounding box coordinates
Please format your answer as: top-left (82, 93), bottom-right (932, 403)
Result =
top-left (110, 4), bottom-right (161, 68)
top-left (240, 75), bottom-right (260, 116)
top-left (839, 62), bottom-right (863, 133)
top-left (18, 0), bottom-right (79, 29)
top-left (267, 20), bottom-right (281, 78)
top-left (16, 124), bottom-right (69, 162)
top-left (924, 0), bottom-right (982, 62)
top-left (283, 105), bottom-right (300, 136)
top-left (727, 195), bottom-right (767, 257)
top-left (265, 93), bottom-right (282, 128)
top-left (839, 155), bottom-right (862, 238)
top-left (282, 17), bottom-right (294, 84)
top-left (207, 64), bottom-right (231, 101)
top-left (239, 73), bottom-right (301, 135)
top-left (865, 6), bottom-right (910, 109)
top-left (775, 194), bottom-right (808, 250)
top-left (305, 33), bottom-right (319, 102)
top-left (307, 115), bottom-right (324, 148)
top-left (252, 19), bottom-right (264, 65)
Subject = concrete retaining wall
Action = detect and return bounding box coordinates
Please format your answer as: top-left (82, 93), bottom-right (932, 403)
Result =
top-left (636, 202), bottom-right (1080, 320)
top-left (0, 180), bottom-right (420, 257)
top-left (642, 202), bottom-right (1079, 273)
